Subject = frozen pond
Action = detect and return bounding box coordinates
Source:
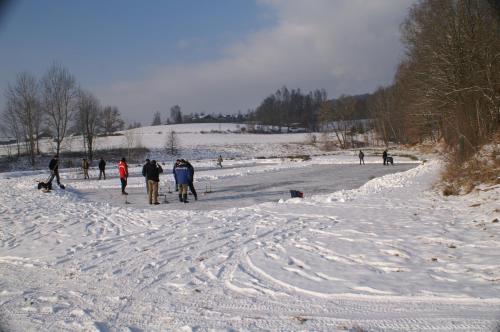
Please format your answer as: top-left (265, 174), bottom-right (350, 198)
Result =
top-left (71, 161), bottom-right (418, 211)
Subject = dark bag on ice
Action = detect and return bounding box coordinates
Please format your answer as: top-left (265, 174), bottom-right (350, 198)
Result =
top-left (290, 190), bottom-right (304, 198)
top-left (37, 181), bottom-right (52, 191)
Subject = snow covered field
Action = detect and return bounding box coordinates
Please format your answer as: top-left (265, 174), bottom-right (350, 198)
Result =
top-left (1, 127), bottom-right (499, 331)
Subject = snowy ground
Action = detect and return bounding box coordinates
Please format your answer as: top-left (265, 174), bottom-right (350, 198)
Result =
top-left (1, 144), bottom-right (500, 331)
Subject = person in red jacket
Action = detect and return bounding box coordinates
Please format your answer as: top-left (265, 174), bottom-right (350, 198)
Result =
top-left (118, 157), bottom-right (129, 195)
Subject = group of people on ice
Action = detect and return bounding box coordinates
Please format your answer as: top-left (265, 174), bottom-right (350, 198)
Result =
top-left (358, 149), bottom-right (394, 165)
top-left (110, 156), bottom-right (199, 205)
top-left (43, 148), bottom-right (393, 201)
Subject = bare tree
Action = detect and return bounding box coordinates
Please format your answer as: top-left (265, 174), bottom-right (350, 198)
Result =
top-left (123, 129), bottom-right (143, 162)
top-left (398, 0), bottom-right (500, 155)
top-left (102, 106), bottom-right (125, 135)
top-left (1, 99), bottom-right (23, 157)
top-left (165, 130), bottom-right (179, 155)
top-left (76, 89), bottom-right (102, 161)
top-left (4, 72), bottom-right (41, 165)
top-left (170, 105), bottom-right (182, 124)
top-left (41, 63), bottom-right (78, 156)
top-left (331, 95), bottom-right (357, 149)
top-left (127, 121), bottom-right (142, 129)
top-left (151, 111), bottom-right (162, 126)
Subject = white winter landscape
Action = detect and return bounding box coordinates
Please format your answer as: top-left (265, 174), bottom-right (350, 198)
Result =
top-left (1, 124), bottom-right (499, 331)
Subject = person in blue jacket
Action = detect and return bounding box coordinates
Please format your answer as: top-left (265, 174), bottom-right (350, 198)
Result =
top-left (172, 159), bottom-right (181, 191)
top-left (174, 160), bottom-right (191, 203)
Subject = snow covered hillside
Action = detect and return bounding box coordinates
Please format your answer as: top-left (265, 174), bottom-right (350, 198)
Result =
top-left (0, 134), bottom-right (499, 331)
top-left (0, 123), bottom-right (320, 161)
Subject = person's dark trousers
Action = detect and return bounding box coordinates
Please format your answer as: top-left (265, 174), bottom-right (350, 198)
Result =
top-left (120, 177), bottom-right (127, 193)
top-left (188, 181), bottom-right (198, 200)
top-left (99, 170), bottom-right (106, 180)
top-left (47, 171), bottom-right (60, 186)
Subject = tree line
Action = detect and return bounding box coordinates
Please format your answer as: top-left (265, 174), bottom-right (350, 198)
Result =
top-left (247, 86), bottom-right (371, 144)
top-left (368, 0), bottom-right (499, 157)
top-left (151, 104), bottom-right (251, 126)
top-left (2, 63), bottom-right (126, 165)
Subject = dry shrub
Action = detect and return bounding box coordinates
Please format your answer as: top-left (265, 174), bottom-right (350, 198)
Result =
top-left (441, 134), bottom-right (500, 195)
top-left (319, 132), bottom-right (338, 151)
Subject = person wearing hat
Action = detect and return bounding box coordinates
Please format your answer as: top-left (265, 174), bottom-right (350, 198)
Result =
top-left (118, 157), bottom-right (129, 195)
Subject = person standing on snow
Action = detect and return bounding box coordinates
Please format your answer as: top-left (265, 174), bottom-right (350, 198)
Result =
top-left (172, 159), bottom-right (181, 191)
top-left (217, 155), bottom-right (223, 168)
top-left (183, 159), bottom-right (198, 201)
top-left (383, 149), bottom-right (388, 165)
top-left (82, 158), bottom-right (90, 179)
top-left (98, 157), bottom-right (106, 180)
top-left (118, 157), bottom-right (129, 195)
top-left (47, 154), bottom-right (62, 188)
top-left (174, 160), bottom-right (191, 203)
top-left (141, 159), bottom-right (150, 193)
top-left (358, 150), bottom-right (365, 165)
top-left (143, 159), bottom-right (163, 205)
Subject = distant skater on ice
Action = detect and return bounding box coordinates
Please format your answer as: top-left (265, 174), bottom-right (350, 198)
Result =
top-left (98, 157), bottom-right (106, 180)
top-left (82, 158), bottom-right (90, 179)
top-left (358, 150), bottom-right (365, 165)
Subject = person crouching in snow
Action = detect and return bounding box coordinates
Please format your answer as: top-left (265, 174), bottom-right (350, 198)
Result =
top-left (174, 160), bottom-right (191, 203)
top-left (118, 157), bottom-right (129, 195)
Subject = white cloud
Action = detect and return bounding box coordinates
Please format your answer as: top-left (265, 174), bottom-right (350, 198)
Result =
top-left (95, 0), bottom-right (415, 122)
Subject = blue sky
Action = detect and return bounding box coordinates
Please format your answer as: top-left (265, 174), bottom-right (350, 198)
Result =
top-left (0, 0), bottom-right (414, 123)
top-left (1, 1), bottom-right (272, 88)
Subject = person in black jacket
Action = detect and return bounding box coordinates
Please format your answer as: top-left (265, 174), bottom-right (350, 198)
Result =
top-left (47, 155), bottom-right (62, 187)
top-left (383, 149), bottom-right (388, 165)
top-left (98, 157), bottom-right (106, 180)
top-left (143, 159), bottom-right (163, 205)
top-left (142, 159), bottom-right (151, 193)
top-left (184, 159), bottom-right (198, 201)
top-left (358, 150), bottom-right (365, 165)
